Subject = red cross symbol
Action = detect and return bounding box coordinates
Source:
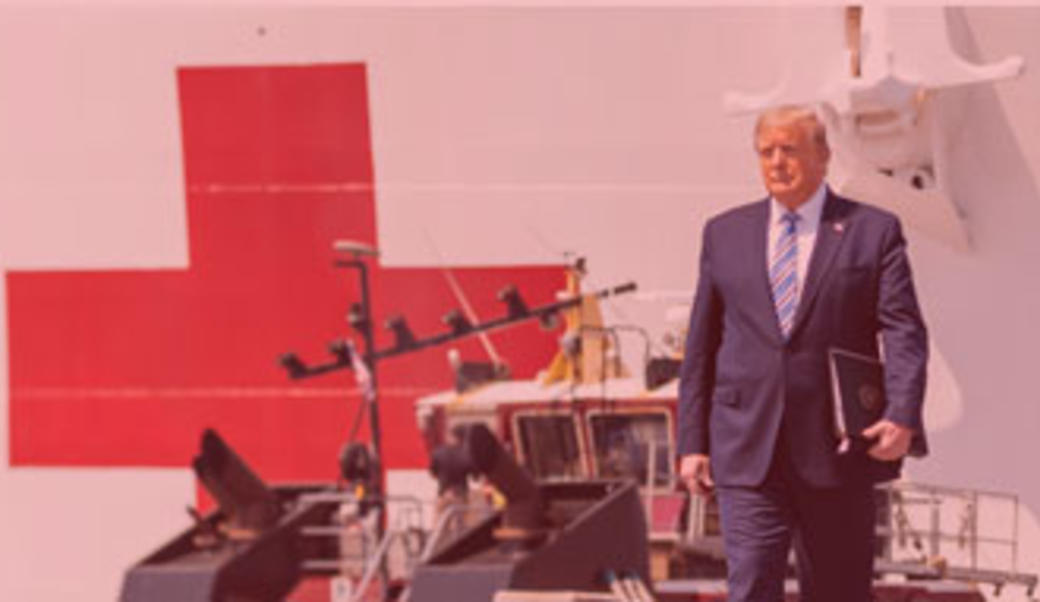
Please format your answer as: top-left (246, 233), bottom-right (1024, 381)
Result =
top-left (6, 64), bottom-right (562, 481)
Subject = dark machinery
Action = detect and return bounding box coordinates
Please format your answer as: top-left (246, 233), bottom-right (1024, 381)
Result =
top-left (119, 430), bottom-right (339, 602)
top-left (409, 423), bottom-right (651, 602)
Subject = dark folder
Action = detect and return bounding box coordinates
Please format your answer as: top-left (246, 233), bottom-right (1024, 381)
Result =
top-left (828, 347), bottom-right (886, 454)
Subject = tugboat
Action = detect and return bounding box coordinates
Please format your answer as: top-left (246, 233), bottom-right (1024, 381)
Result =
top-left (414, 259), bottom-right (1037, 601)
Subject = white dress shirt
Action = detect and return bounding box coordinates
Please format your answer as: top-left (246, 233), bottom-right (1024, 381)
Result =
top-left (767, 182), bottom-right (827, 306)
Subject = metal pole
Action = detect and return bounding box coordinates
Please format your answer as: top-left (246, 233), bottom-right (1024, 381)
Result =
top-left (930, 492), bottom-right (941, 559)
top-left (350, 530), bottom-right (397, 602)
top-left (355, 261), bottom-right (384, 499)
top-left (1013, 494), bottom-right (1020, 573)
top-left (645, 439), bottom-right (656, 531)
top-left (350, 259), bottom-right (389, 599)
top-left (970, 491), bottom-right (978, 570)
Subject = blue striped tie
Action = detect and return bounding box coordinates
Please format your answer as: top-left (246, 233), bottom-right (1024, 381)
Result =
top-left (771, 212), bottom-right (800, 338)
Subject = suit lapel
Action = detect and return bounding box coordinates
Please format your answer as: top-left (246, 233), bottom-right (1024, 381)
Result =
top-left (748, 199), bottom-right (785, 345)
top-left (789, 191), bottom-right (850, 339)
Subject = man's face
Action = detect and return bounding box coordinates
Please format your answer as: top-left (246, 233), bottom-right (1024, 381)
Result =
top-left (755, 122), bottom-right (829, 209)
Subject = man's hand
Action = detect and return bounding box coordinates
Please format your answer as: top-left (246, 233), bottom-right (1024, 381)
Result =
top-left (863, 419), bottom-right (913, 461)
top-left (679, 453), bottom-right (714, 495)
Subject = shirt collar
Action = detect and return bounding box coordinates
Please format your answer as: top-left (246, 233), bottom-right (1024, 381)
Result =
top-left (770, 181), bottom-right (827, 228)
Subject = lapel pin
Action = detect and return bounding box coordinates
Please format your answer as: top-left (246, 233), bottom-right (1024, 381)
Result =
top-left (833, 221), bottom-right (845, 234)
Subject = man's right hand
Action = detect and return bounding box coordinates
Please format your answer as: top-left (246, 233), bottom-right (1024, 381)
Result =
top-left (679, 453), bottom-right (714, 495)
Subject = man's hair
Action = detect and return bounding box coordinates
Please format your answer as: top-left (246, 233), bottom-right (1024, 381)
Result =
top-left (754, 105), bottom-right (829, 152)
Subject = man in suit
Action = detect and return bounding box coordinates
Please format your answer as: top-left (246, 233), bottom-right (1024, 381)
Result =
top-left (677, 105), bottom-right (928, 601)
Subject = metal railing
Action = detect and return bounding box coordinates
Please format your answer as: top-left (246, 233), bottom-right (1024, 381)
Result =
top-left (296, 492), bottom-right (430, 600)
top-left (876, 481), bottom-right (1038, 597)
top-left (678, 480), bottom-right (1038, 597)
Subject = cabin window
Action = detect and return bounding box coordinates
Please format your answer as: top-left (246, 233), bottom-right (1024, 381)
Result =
top-left (589, 413), bottom-right (671, 487)
top-left (514, 414), bottom-right (584, 480)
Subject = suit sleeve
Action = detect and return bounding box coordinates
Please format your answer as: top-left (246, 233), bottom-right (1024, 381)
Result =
top-left (876, 216), bottom-right (929, 455)
top-left (677, 220), bottom-right (723, 457)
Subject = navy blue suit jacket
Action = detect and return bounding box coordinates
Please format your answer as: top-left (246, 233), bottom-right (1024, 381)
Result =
top-left (677, 191), bottom-right (928, 488)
